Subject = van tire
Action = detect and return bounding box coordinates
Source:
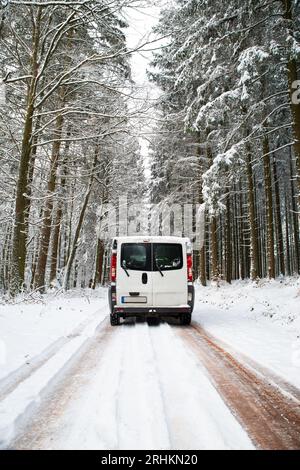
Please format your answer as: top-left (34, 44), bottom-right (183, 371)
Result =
top-left (180, 313), bottom-right (191, 325)
top-left (110, 314), bottom-right (120, 326)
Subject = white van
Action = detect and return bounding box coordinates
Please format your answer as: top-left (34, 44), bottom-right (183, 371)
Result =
top-left (108, 236), bottom-right (194, 326)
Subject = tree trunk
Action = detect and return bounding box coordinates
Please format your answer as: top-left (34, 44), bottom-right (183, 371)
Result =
top-left (199, 229), bottom-right (207, 286)
top-left (210, 215), bottom-right (219, 281)
top-left (10, 7), bottom-right (42, 294)
top-left (285, 193), bottom-right (291, 275)
top-left (49, 205), bottom-right (63, 286)
top-left (246, 148), bottom-right (259, 280)
top-left (34, 112), bottom-right (64, 291)
top-left (226, 192), bottom-right (232, 283)
top-left (23, 115), bottom-right (42, 250)
top-left (272, 154), bottom-right (285, 275)
top-left (233, 188), bottom-right (239, 280)
top-left (195, 134), bottom-right (207, 286)
top-left (63, 150), bottom-right (98, 291)
top-left (1, 226), bottom-right (11, 291)
top-left (238, 180), bottom-right (246, 279)
top-left (289, 148), bottom-right (300, 274)
top-left (49, 132), bottom-right (71, 285)
top-left (206, 140), bottom-right (219, 282)
top-left (263, 136), bottom-right (276, 279)
top-left (92, 239), bottom-right (104, 289)
top-left (62, 184), bottom-right (92, 291)
top-left (66, 180), bottom-right (75, 263)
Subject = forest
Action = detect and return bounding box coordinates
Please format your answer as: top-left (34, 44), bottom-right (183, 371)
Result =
top-left (0, 0), bottom-right (146, 295)
top-left (0, 0), bottom-right (299, 295)
top-left (149, 0), bottom-right (300, 284)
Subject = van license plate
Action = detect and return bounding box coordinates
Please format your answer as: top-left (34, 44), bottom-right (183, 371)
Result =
top-left (121, 296), bottom-right (147, 304)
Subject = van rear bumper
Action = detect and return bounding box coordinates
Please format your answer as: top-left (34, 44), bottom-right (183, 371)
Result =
top-left (113, 306), bottom-right (192, 318)
top-left (109, 285), bottom-right (194, 318)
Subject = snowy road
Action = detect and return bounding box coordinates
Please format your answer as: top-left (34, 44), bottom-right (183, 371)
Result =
top-left (4, 317), bottom-right (300, 450)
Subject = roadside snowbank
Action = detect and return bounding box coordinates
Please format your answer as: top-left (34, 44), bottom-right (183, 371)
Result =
top-left (0, 288), bottom-right (107, 380)
top-left (194, 277), bottom-right (300, 388)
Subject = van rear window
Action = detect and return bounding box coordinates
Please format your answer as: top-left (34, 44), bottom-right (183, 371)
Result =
top-left (153, 243), bottom-right (183, 271)
top-left (121, 243), bottom-right (151, 271)
top-left (120, 243), bottom-right (183, 272)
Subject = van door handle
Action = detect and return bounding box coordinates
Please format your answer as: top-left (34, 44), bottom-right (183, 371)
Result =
top-left (142, 273), bottom-right (147, 284)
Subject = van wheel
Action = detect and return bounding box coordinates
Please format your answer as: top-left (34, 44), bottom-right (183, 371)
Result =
top-left (110, 314), bottom-right (120, 326)
top-left (147, 317), bottom-right (160, 326)
top-left (180, 313), bottom-right (191, 325)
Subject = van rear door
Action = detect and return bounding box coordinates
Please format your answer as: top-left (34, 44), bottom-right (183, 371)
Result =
top-left (116, 242), bottom-right (153, 307)
top-left (152, 242), bottom-right (187, 307)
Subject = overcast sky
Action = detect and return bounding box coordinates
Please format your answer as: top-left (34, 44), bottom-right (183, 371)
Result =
top-left (125, 2), bottom-right (163, 85)
top-left (123, 1), bottom-right (167, 176)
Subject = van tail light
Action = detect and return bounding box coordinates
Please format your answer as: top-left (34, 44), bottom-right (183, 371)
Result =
top-left (110, 252), bottom-right (117, 282)
top-left (187, 254), bottom-right (193, 282)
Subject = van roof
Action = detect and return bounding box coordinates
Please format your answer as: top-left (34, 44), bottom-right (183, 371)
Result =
top-left (113, 236), bottom-right (191, 243)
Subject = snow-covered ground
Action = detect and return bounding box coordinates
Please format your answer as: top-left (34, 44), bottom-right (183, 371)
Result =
top-left (194, 277), bottom-right (300, 388)
top-left (0, 278), bottom-right (299, 449)
top-left (0, 288), bottom-right (108, 448)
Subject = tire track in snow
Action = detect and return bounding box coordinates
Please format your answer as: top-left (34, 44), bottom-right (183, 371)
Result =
top-left (146, 325), bottom-right (174, 449)
top-left (148, 322), bottom-right (253, 450)
top-left (9, 318), bottom-right (115, 449)
top-left (0, 310), bottom-right (105, 402)
top-left (177, 323), bottom-right (300, 450)
top-left (115, 321), bottom-right (171, 449)
top-left (113, 324), bottom-right (127, 450)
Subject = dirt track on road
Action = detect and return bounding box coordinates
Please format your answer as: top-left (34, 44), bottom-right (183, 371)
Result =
top-left (177, 323), bottom-right (300, 450)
